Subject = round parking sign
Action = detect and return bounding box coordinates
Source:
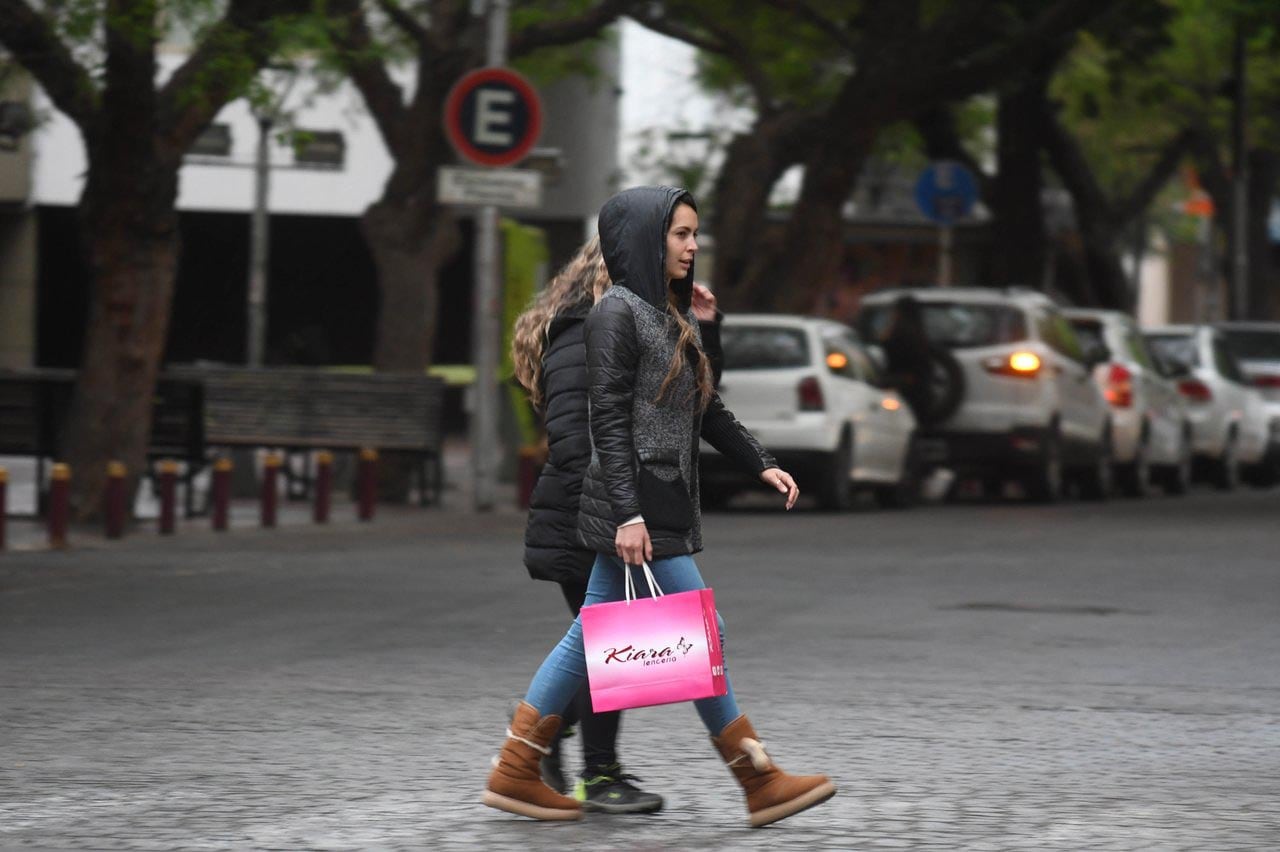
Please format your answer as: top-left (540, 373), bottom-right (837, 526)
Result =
top-left (444, 67), bottom-right (543, 168)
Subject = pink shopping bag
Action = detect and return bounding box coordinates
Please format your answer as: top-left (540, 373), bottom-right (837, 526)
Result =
top-left (580, 562), bottom-right (727, 713)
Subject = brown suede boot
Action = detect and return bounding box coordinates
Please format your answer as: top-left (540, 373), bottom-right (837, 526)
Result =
top-left (712, 715), bottom-right (836, 827)
top-left (482, 702), bottom-right (583, 821)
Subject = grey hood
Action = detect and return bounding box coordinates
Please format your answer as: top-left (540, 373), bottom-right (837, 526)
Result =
top-left (597, 185), bottom-right (696, 313)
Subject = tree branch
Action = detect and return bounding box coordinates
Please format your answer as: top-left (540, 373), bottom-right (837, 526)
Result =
top-left (509, 0), bottom-right (632, 56)
top-left (376, 0), bottom-right (429, 46)
top-left (1115, 127), bottom-right (1194, 223)
top-left (913, 0), bottom-right (1113, 105)
top-left (0, 0), bottom-right (97, 127)
top-left (158, 0), bottom-right (315, 159)
top-left (322, 0), bottom-right (409, 159)
top-left (759, 0), bottom-right (854, 50)
top-left (628, 6), bottom-right (776, 111)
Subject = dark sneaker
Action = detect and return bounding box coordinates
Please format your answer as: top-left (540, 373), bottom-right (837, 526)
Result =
top-left (540, 724), bottom-right (574, 794)
top-left (574, 764), bottom-right (664, 814)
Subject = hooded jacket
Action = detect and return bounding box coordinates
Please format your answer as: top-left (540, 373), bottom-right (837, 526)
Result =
top-left (577, 186), bottom-right (775, 557)
top-left (523, 298), bottom-right (725, 585)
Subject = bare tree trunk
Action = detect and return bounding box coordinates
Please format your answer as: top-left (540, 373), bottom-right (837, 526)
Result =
top-left (363, 197), bottom-right (458, 373)
top-left (64, 190), bottom-right (179, 521)
top-left (737, 130), bottom-right (875, 314)
top-left (707, 113), bottom-right (812, 309)
top-left (1246, 148), bottom-right (1279, 320)
top-left (990, 74), bottom-right (1048, 290)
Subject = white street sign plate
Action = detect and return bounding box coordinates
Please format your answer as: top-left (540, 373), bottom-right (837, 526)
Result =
top-left (437, 166), bottom-right (542, 209)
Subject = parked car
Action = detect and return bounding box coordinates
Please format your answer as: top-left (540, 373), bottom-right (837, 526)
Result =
top-left (1143, 325), bottom-right (1271, 489)
top-left (1064, 308), bottom-right (1193, 496)
top-left (1215, 322), bottom-right (1280, 485)
top-left (857, 287), bottom-right (1113, 502)
top-left (698, 315), bottom-right (918, 510)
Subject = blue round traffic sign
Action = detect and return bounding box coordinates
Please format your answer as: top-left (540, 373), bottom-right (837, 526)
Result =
top-left (915, 161), bottom-right (979, 224)
top-left (444, 67), bottom-right (543, 168)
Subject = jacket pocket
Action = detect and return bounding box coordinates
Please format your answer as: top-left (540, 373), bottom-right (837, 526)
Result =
top-left (635, 447), bottom-right (694, 533)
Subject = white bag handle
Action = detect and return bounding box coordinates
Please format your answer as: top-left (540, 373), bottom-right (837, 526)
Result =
top-left (623, 561), bottom-right (664, 603)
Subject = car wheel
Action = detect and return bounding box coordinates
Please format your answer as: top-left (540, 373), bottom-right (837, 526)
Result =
top-left (1116, 437), bottom-right (1153, 498)
top-left (817, 431), bottom-right (855, 511)
top-left (1161, 431), bottom-right (1193, 496)
top-left (1077, 429), bottom-right (1113, 501)
top-left (1210, 430), bottom-right (1239, 491)
top-left (874, 438), bottom-right (919, 510)
top-left (1023, 426), bottom-right (1063, 503)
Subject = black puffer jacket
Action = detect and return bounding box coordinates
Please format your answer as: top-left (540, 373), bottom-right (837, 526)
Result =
top-left (577, 186), bottom-right (774, 557)
top-left (523, 300), bottom-right (726, 584)
top-left (522, 301), bottom-right (595, 584)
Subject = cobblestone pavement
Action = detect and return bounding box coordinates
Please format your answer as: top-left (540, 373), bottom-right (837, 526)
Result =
top-left (2, 484), bottom-right (1278, 850)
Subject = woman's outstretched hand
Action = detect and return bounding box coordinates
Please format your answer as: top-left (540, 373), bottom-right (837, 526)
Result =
top-left (760, 467), bottom-right (799, 510)
top-left (691, 283), bottom-right (718, 322)
top-left (616, 521), bottom-right (653, 565)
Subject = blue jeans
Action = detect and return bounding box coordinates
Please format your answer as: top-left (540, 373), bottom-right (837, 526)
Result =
top-left (524, 553), bottom-right (741, 737)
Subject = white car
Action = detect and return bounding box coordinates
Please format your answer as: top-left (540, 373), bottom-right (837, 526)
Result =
top-left (857, 287), bottom-right (1112, 502)
top-left (1215, 322), bottom-right (1280, 485)
top-left (1064, 308), bottom-right (1193, 496)
top-left (699, 315), bottom-right (918, 510)
top-left (1144, 325), bottom-right (1271, 490)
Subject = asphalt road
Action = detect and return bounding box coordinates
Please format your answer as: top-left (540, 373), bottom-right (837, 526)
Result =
top-left (2, 486), bottom-right (1278, 850)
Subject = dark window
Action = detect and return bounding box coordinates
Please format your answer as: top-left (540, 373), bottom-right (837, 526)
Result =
top-left (1146, 334), bottom-right (1199, 372)
top-left (294, 130), bottom-right (345, 168)
top-left (1218, 329), bottom-right (1280, 361)
top-left (189, 123), bottom-right (232, 157)
top-left (1068, 319), bottom-right (1105, 356)
top-left (1212, 336), bottom-right (1247, 384)
top-left (721, 326), bottom-right (810, 370)
top-left (859, 302), bottom-right (1027, 349)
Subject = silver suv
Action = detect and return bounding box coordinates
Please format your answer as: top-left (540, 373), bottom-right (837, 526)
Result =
top-left (858, 287), bottom-right (1112, 502)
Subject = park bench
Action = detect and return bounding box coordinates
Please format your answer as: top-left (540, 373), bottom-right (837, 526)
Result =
top-left (0, 367), bottom-right (206, 516)
top-left (166, 366), bottom-right (447, 507)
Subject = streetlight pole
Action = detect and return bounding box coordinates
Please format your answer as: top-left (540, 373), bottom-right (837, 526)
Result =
top-left (247, 111), bottom-right (272, 367)
top-left (1230, 21), bottom-right (1249, 320)
top-left (470, 0), bottom-right (508, 511)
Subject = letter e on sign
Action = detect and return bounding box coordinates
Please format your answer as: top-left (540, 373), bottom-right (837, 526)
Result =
top-left (444, 67), bottom-right (543, 168)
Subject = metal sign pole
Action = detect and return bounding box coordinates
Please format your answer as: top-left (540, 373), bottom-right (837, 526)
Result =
top-left (471, 0), bottom-right (509, 511)
top-left (938, 225), bottom-right (953, 287)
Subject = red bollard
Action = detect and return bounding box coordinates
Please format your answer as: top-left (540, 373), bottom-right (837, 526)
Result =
top-left (0, 466), bottom-right (8, 551)
top-left (313, 451), bottom-right (333, 524)
top-left (261, 452), bottom-right (281, 528)
top-left (48, 463), bottom-right (71, 549)
top-left (104, 461), bottom-right (127, 539)
top-left (357, 448), bottom-right (378, 522)
top-left (211, 457), bottom-right (232, 532)
top-left (158, 460), bottom-right (179, 535)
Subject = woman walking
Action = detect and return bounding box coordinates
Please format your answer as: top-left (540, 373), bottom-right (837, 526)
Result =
top-left (511, 238), bottom-right (722, 813)
top-left (485, 186), bottom-right (835, 827)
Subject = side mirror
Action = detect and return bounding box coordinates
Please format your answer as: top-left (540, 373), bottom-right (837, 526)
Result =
top-left (865, 344), bottom-right (888, 374)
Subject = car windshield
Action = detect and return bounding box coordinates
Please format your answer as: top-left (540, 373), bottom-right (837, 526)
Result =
top-left (1146, 334), bottom-right (1199, 370)
top-left (859, 301), bottom-right (1027, 349)
top-left (1219, 329), bottom-right (1280, 361)
top-left (721, 326), bottom-right (810, 370)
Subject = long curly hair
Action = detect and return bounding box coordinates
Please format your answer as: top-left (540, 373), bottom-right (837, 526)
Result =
top-left (511, 236), bottom-right (610, 409)
top-left (657, 289), bottom-right (714, 411)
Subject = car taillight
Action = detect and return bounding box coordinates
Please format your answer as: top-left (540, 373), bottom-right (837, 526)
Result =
top-left (797, 376), bottom-right (824, 411)
top-left (1104, 363), bottom-right (1133, 408)
top-left (1178, 379), bottom-right (1213, 403)
top-left (1254, 375), bottom-right (1280, 389)
top-left (982, 351), bottom-right (1041, 378)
